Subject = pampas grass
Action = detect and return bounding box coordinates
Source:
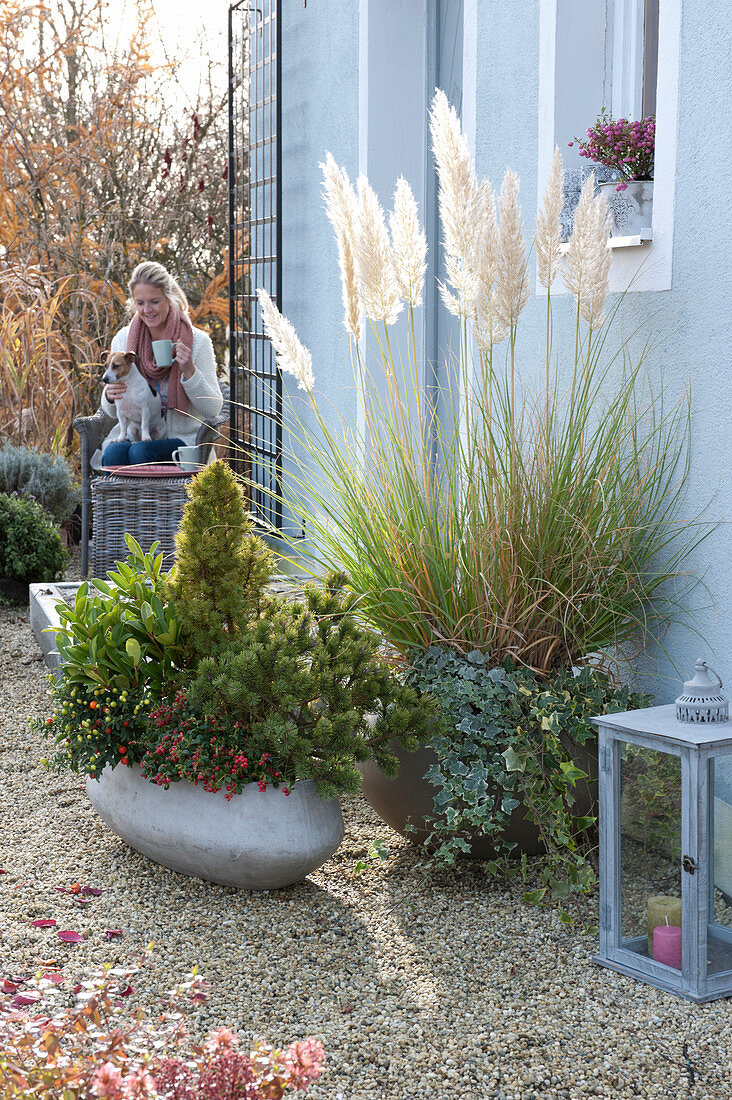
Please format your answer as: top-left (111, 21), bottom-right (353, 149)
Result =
top-left (321, 153), bottom-right (362, 342)
top-left (389, 177), bottom-right (427, 308)
top-left (564, 174), bottom-right (612, 328)
top-left (495, 168), bottom-right (530, 331)
top-left (534, 147), bottom-right (564, 290)
top-left (355, 178), bottom-right (402, 325)
top-left (257, 289), bottom-right (314, 392)
top-left (429, 87), bottom-right (482, 317)
top-left (255, 90), bottom-right (705, 678)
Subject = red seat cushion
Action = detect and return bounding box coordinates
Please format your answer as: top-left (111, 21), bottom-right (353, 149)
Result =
top-left (100, 464), bottom-right (194, 478)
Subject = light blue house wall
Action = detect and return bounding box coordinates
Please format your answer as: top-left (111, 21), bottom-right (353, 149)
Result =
top-left (279, 0), bottom-right (732, 702)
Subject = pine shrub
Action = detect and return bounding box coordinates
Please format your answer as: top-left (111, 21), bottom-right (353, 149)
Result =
top-left (183, 575), bottom-right (431, 799)
top-left (163, 461), bottom-right (275, 662)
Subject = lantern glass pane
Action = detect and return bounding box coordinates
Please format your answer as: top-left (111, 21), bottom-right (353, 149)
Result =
top-left (709, 755), bottom-right (732, 976)
top-left (619, 742), bottom-right (682, 967)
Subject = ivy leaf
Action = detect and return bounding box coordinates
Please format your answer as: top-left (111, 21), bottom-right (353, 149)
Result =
top-left (502, 746), bottom-right (523, 772)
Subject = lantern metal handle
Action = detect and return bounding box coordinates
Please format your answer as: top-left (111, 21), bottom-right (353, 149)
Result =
top-left (706, 665), bottom-right (723, 689)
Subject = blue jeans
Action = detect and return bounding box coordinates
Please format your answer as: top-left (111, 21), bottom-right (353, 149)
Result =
top-left (101, 437), bottom-right (187, 466)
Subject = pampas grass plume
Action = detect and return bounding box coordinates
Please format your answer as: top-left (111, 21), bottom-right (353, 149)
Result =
top-left (495, 167), bottom-right (530, 330)
top-left (430, 88), bottom-right (482, 315)
top-left (564, 174), bottom-right (611, 326)
top-left (534, 147), bottom-right (564, 289)
top-left (389, 177), bottom-right (427, 307)
top-left (321, 153), bottom-right (362, 341)
top-left (257, 288), bottom-right (315, 392)
top-left (355, 177), bottom-right (403, 325)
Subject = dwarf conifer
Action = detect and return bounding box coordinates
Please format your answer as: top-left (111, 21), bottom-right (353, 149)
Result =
top-left (164, 460), bottom-right (274, 662)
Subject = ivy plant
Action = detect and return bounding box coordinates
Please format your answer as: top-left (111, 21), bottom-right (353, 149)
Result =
top-left (406, 646), bottom-right (652, 909)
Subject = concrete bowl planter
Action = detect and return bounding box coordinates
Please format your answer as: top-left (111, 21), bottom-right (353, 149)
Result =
top-left (86, 764), bottom-right (344, 889)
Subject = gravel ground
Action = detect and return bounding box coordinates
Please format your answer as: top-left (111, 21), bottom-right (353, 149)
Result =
top-left (2, 587), bottom-right (732, 1099)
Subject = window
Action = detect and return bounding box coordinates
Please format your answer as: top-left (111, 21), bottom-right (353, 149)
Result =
top-left (538, 0), bottom-right (680, 293)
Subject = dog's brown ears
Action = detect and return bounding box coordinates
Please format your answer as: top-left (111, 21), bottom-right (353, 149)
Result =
top-left (124, 351), bottom-right (137, 366)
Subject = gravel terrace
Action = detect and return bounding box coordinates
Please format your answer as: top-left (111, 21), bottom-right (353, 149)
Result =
top-left (2, 587), bottom-right (732, 1099)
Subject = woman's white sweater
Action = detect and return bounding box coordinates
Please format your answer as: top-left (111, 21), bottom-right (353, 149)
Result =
top-left (94, 324), bottom-right (224, 465)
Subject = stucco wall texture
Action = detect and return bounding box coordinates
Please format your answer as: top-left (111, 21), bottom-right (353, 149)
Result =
top-left (280, 2), bottom-right (732, 701)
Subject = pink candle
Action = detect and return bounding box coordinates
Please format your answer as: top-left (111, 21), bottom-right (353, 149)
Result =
top-left (653, 924), bottom-right (682, 969)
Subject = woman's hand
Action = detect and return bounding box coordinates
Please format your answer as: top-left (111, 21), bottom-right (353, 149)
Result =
top-left (174, 342), bottom-right (195, 380)
top-left (105, 381), bottom-right (127, 402)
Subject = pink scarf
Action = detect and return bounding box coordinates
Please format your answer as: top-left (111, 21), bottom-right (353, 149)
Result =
top-left (126, 308), bottom-right (194, 414)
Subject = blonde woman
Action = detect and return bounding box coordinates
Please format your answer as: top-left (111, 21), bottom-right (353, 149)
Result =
top-left (97, 261), bottom-right (223, 467)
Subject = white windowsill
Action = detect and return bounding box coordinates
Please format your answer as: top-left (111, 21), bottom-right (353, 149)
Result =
top-left (558, 229), bottom-right (653, 253)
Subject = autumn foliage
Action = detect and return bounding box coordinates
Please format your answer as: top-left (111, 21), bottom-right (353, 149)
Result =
top-left (0, 0), bottom-right (230, 457)
top-left (0, 956), bottom-right (325, 1099)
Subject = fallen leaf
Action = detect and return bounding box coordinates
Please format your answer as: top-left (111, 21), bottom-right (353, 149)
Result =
top-left (118, 985), bottom-right (133, 997)
top-left (82, 886), bottom-right (103, 897)
top-left (12, 992), bottom-right (40, 1007)
top-left (42, 973), bottom-right (65, 984)
top-left (57, 931), bottom-right (82, 943)
top-left (1, 980), bottom-right (18, 994)
top-left (73, 984), bottom-right (82, 994)
top-left (103, 929), bottom-right (124, 940)
top-left (31, 919), bottom-right (57, 928)
top-left (0, 868), bottom-right (6, 874)
top-left (38, 960), bottom-right (59, 970)
top-left (10, 976), bottom-right (30, 985)
top-left (341, 1003), bottom-right (354, 1015)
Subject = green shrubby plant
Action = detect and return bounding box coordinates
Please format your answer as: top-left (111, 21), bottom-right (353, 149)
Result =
top-left (0, 442), bottom-right (79, 524)
top-left (43, 462), bottom-right (429, 800)
top-left (40, 536), bottom-right (181, 776)
top-left (407, 646), bottom-right (651, 899)
top-left (182, 574), bottom-right (431, 800)
top-left (53, 536), bottom-right (181, 695)
top-left (0, 492), bottom-right (66, 583)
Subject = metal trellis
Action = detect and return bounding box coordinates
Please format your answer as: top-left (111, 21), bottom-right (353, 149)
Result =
top-left (228, 0), bottom-right (282, 530)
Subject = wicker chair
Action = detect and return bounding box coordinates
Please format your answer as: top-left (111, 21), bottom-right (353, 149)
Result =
top-left (73, 380), bottom-right (229, 578)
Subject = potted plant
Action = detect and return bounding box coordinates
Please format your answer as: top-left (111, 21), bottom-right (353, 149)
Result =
top-left (255, 92), bottom-right (705, 907)
top-left (571, 109), bottom-right (655, 235)
top-left (0, 491), bottom-right (66, 602)
top-left (39, 462), bottom-right (429, 890)
top-left (0, 442), bottom-right (80, 539)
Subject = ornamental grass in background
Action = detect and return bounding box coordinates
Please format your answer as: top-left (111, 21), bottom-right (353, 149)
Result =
top-left (259, 89), bottom-right (703, 680)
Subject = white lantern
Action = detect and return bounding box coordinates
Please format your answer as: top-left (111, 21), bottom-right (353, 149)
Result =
top-left (593, 661), bottom-right (732, 1001)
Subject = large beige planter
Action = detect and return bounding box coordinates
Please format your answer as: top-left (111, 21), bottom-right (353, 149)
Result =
top-left (87, 764), bottom-right (344, 889)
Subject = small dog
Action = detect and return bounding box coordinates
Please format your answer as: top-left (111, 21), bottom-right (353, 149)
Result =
top-left (102, 351), bottom-right (166, 443)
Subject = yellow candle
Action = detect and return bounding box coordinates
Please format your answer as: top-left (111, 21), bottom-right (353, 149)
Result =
top-left (647, 895), bottom-right (682, 954)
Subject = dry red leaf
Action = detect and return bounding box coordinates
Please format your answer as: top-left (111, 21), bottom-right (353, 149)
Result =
top-left (103, 929), bottom-right (124, 940)
top-left (31, 919), bottom-right (57, 928)
top-left (11, 992), bottom-right (40, 1007)
top-left (56, 931), bottom-right (82, 943)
